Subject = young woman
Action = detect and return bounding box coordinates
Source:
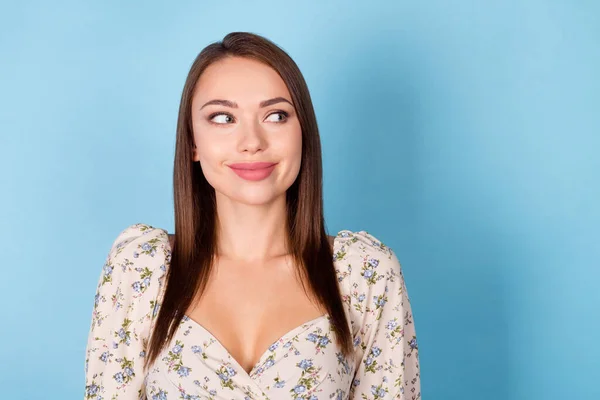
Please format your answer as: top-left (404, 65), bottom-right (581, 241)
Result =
top-left (84, 32), bottom-right (421, 400)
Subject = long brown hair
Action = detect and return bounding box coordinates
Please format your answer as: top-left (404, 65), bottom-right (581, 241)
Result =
top-left (144, 32), bottom-right (352, 370)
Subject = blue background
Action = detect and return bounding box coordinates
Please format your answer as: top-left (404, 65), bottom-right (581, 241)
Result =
top-left (1, 1), bottom-right (598, 398)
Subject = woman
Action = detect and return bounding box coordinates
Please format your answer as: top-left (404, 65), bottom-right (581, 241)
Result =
top-left (84, 32), bottom-right (421, 399)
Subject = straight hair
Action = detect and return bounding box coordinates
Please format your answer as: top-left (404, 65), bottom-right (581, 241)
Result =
top-left (144, 32), bottom-right (352, 371)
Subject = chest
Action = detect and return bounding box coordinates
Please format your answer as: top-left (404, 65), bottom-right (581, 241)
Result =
top-left (185, 256), bottom-right (326, 374)
top-left (147, 313), bottom-right (354, 400)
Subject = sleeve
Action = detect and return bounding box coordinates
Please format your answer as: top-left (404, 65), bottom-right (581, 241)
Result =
top-left (344, 231), bottom-right (421, 400)
top-left (84, 223), bottom-right (169, 400)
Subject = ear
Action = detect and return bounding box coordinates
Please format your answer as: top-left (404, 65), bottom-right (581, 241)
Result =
top-left (192, 144), bottom-right (199, 162)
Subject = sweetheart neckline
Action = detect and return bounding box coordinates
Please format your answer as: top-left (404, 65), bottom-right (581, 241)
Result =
top-left (180, 313), bottom-right (330, 377)
top-left (160, 229), bottom-right (345, 377)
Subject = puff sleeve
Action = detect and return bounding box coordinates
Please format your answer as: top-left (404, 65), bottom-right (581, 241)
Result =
top-left (337, 231), bottom-right (421, 399)
top-left (84, 224), bottom-right (169, 399)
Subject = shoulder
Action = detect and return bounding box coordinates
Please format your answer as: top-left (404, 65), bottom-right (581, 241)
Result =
top-left (333, 229), bottom-right (395, 257)
top-left (90, 223), bottom-right (171, 331)
top-left (107, 223), bottom-right (170, 256)
top-left (333, 229), bottom-right (401, 280)
top-left (332, 230), bottom-right (406, 326)
top-left (101, 223), bottom-right (171, 286)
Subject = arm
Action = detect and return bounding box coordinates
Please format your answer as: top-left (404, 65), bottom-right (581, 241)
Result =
top-left (346, 233), bottom-right (421, 399)
top-left (84, 224), bottom-right (167, 399)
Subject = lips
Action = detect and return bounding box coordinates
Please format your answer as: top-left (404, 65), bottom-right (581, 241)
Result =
top-left (228, 162), bottom-right (277, 170)
top-left (228, 162), bottom-right (278, 181)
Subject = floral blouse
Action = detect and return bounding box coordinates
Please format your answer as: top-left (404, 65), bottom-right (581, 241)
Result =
top-left (84, 223), bottom-right (421, 399)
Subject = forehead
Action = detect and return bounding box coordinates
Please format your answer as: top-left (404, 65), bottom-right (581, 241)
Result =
top-left (193, 56), bottom-right (292, 105)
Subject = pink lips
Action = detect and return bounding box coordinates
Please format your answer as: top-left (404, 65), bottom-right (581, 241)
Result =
top-left (228, 162), bottom-right (277, 181)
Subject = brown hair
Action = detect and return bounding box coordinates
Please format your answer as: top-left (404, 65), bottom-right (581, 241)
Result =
top-left (144, 32), bottom-right (352, 370)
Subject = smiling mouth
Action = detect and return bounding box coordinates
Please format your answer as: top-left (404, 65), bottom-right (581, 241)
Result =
top-left (228, 162), bottom-right (277, 170)
top-left (227, 162), bottom-right (278, 181)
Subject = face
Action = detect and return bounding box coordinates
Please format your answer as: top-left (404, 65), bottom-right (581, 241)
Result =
top-left (191, 56), bottom-right (302, 206)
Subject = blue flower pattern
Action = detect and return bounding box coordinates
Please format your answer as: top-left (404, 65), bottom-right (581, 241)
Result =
top-left (85, 224), bottom-right (421, 399)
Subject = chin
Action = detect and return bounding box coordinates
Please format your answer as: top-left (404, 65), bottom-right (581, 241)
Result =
top-left (238, 188), bottom-right (284, 206)
top-left (216, 185), bottom-right (285, 206)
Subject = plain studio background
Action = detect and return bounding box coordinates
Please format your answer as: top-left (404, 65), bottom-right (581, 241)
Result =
top-left (1, 1), bottom-right (598, 399)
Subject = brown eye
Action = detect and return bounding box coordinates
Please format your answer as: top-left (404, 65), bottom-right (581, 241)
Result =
top-left (265, 111), bottom-right (288, 123)
top-left (210, 113), bottom-right (235, 124)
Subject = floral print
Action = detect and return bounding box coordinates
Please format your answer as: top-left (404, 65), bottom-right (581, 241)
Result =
top-left (85, 223), bottom-right (421, 399)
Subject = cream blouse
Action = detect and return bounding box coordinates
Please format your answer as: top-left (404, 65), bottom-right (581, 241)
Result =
top-left (84, 223), bottom-right (421, 399)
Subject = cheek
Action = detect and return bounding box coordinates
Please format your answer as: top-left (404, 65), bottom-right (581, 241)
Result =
top-left (288, 129), bottom-right (303, 169)
top-left (195, 136), bottom-right (228, 183)
top-left (195, 132), bottom-right (224, 162)
top-left (278, 125), bottom-right (302, 161)
top-left (275, 127), bottom-right (303, 183)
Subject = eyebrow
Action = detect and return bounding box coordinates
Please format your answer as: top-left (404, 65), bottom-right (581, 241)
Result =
top-left (200, 96), bottom-right (293, 110)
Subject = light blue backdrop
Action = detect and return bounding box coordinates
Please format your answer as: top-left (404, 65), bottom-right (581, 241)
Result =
top-left (1, 0), bottom-right (598, 399)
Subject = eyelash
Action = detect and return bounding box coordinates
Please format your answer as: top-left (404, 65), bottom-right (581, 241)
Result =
top-left (207, 110), bottom-right (289, 125)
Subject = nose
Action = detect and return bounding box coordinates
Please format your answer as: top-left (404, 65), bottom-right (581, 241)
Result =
top-left (238, 119), bottom-right (267, 154)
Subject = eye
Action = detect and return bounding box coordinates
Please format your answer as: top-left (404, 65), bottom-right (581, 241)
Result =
top-left (265, 111), bottom-right (289, 123)
top-left (209, 113), bottom-right (235, 125)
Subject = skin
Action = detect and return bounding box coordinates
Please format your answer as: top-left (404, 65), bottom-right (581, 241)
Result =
top-left (183, 56), bottom-right (334, 374)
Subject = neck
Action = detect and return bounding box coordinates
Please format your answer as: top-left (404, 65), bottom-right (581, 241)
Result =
top-left (214, 192), bottom-right (289, 263)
